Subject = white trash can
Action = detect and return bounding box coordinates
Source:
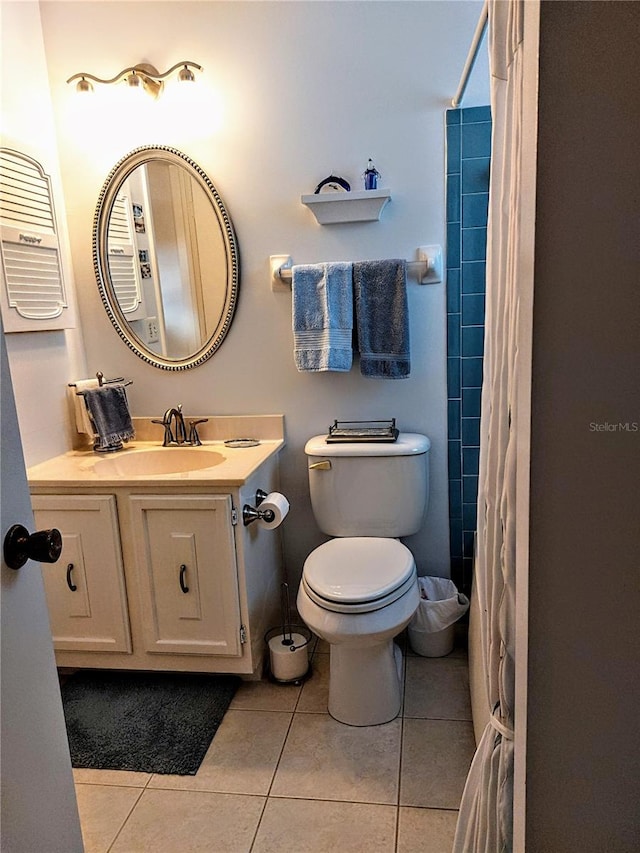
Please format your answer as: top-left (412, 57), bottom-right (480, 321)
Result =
top-left (408, 576), bottom-right (470, 657)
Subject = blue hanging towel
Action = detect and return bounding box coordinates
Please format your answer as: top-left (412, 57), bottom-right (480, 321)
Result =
top-left (353, 259), bottom-right (410, 378)
top-left (292, 262), bottom-right (353, 372)
top-left (82, 385), bottom-right (135, 449)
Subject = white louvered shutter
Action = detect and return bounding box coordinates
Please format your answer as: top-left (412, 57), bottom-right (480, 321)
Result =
top-left (0, 149), bottom-right (71, 328)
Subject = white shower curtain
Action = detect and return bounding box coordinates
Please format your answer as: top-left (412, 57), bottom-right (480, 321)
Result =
top-left (453, 1), bottom-right (526, 850)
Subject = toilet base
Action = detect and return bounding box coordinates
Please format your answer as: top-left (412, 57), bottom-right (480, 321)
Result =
top-left (328, 640), bottom-right (403, 726)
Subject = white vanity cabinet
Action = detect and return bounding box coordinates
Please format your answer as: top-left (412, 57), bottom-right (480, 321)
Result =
top-left (129, 494), bottom-right (241, 658)
top-left (27, 427), bottom-right (285, 678)
top-left (32, 494), bottom-right (131, 653)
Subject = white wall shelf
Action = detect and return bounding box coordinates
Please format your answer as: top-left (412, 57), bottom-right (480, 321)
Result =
top-left (301, 188), bottom-right (391, 225)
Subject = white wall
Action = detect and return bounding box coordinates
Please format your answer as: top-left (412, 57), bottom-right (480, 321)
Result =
top-left (32, 0), bottom-right (489, 584)
top-left (452, 11), bottom-right (490, 108)
top-left (1, 0), bottom-right (87, 465)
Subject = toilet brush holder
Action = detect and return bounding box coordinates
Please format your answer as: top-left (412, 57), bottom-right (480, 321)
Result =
top-left (265, 625), bottom-right (312, 684)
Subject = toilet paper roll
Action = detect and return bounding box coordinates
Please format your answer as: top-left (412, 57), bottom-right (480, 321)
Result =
top-left (269, 633), bottom-right (308, 681)
top-left (257, 492), bottom-right (289, 529)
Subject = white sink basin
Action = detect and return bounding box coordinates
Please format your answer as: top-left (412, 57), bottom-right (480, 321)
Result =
top-left (95, 447), bottom-right (225, 477)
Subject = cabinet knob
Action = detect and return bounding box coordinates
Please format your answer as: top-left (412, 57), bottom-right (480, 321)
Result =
top-left (3, 524), bottom-right (63, 570)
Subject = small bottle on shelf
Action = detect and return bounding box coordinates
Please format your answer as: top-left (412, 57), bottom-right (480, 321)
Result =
top-left (364, 158), bottom-right (381, 190)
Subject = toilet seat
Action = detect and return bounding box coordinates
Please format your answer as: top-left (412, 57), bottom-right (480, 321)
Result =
top-left (302, 537), bottom-right (416, 614)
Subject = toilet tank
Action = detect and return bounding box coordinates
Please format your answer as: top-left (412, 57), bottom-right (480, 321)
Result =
top-left (305, 433), bottom-right (430, 537)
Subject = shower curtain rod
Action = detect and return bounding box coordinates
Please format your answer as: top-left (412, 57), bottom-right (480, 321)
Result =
top-left (451, 0), bottom-right (488, 108)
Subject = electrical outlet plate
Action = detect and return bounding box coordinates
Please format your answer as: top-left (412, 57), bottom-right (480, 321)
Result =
top-left (146, 316), bottom-right (159, 343)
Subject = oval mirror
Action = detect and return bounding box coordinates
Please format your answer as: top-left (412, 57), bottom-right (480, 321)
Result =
top-left (93, 146), bottom-right (239, 370)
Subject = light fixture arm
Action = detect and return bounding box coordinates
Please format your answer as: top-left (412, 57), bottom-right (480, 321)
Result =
top-left (151, 61), bottom-right (203, 81)
top-left (66, 61), bottom-right (202, 99)
top-left (67, 69), bottom-right (135, 86)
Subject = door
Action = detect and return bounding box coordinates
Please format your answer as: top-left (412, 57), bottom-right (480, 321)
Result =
top-left (0, 326), bottom-right (83, 851)
top-left (33, 494), bottom-right (132, 653)
top-left (130, 494), bottom-right (242, 657)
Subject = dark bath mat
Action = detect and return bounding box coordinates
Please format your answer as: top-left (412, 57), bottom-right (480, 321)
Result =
top-left (61, 670), bottom-right (240, 776)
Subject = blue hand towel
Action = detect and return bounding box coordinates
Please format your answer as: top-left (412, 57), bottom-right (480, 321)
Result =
top-left (353, 259), bottom-right (410, 378)
top-left (82, 385), bottom-right (135, 449)
top-left (292, 262), bottom-right (353, 372)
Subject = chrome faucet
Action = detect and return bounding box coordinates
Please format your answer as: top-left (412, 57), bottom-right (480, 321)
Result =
top-left (152, 405), bottom-right (208, 446)
top-left (165, 405), bottom-right (188, 445)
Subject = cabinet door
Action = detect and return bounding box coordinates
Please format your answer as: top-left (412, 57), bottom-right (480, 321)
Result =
top-left (32, 495), bottom-right (131, 652)
top-left (129, 495), bottom-right (241, 657)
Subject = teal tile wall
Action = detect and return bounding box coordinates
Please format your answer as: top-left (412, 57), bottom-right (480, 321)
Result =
top-left (446, 105), bottom-right (491, 597)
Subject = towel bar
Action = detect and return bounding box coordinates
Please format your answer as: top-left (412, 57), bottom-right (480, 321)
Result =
top-left (270, 246), bottom-right (443, 291)
top-left (74, 380), bottom-right (133, 397)
top-left (68, 371), bottom-right (132, 390)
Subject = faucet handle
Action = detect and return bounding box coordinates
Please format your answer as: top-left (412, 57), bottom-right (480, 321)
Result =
top-left (188, 418), bottom-right (208, 446)
top-left (152, 418), bottom-right (174, 447)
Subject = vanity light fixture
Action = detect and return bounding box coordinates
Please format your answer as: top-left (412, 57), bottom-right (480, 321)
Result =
top-left (66, 61), bottom-right (202, 100)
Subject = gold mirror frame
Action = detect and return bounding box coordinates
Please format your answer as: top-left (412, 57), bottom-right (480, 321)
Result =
top-left (93, 145), bottom-right (239, 370)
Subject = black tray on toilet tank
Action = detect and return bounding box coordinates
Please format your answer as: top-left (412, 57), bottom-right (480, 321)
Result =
top-left (326, 419), bottom-right (399, 443)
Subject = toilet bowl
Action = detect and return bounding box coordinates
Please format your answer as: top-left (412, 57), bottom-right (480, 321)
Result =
top-left (297, 537), bottom-right (420, 726)
top-left (297, 432), bottom-right (430, 726)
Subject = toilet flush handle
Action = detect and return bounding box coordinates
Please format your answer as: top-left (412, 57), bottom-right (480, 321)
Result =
top-left (309, 460), bottom-right (331, 471)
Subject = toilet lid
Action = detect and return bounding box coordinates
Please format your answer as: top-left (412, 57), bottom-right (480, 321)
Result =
top-left (303, 538), bottom-right (415, 604)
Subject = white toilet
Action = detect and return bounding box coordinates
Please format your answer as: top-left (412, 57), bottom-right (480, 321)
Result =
top-left (297, 432), bottom-right (431, 726)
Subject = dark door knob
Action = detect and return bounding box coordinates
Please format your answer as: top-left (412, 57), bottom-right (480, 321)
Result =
top-left (3, 524), bottom-right (63, 570)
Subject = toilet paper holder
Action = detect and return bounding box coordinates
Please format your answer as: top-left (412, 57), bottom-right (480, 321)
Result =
top-left (242, 489), bottom-right (274, 526)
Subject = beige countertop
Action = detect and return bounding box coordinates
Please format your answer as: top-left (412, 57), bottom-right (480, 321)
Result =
top-left (27, 439), bottom-right (284, 489)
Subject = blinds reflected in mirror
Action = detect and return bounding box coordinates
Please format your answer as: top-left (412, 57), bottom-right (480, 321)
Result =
top-left (107, 195), bottom-right (143, 315)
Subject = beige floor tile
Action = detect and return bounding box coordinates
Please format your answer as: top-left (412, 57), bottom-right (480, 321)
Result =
top-left (148, 709), bottom-right (292, 795)
top-left (230, 677), bottom-right (302, 711)
top-left (406, 643), bottom-right (468, 660)
top-left (73, 768), bottom-right (151, 787)
top-left (75, 783), bottom-right (142, 853)
top-left (253, 797), bottom-right (397, 853)
top-left (296, 654), bottom-right (330, 713)
top-left (313, 637), bottom-right (330, 655)
top-left (403, 655), bottom-right (472, 720)
top-left (109, 789), bottom-right (265, 853)
top-left (400, 719), bottom-right (475, 809)
top-left (271, 712), bottom-right (401, 804)
top-left (397, 806), bottom-right (459, 853)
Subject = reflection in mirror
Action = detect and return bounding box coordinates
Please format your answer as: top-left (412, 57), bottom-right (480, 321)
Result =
top-left (94, 146), bottom-right (239, 370)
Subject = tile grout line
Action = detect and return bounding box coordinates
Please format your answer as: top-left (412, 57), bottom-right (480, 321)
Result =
top-left (247, 671), bottom-right (304, 852)
top-left (248, 795), bottom-right (270, 853)
top-left (394, 643), bottom-right (409, 852)
top-left (105, 786), bottom-right (146, 853)
top-left (260, 793), bottom-right (428, 808)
